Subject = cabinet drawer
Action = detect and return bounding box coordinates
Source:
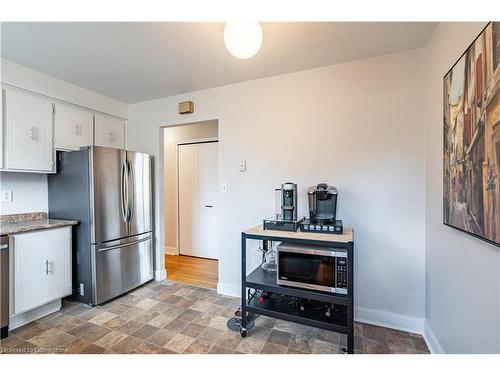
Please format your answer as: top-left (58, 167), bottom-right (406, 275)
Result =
top-left (12, 227), bottom-right (72, 315)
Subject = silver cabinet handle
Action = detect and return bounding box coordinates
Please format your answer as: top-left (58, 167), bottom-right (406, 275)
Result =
top-left (205, 205), bottom-right (213, 208)
top-left (73, 123), bottom-right (81, 136)
top-left (28, 126), bottom-right (36, 141)
top-left (45, 260), bottom-right (49, 275)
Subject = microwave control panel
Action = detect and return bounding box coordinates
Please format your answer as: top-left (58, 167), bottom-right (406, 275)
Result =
top-left (335, 251), bottom-right (348, 294)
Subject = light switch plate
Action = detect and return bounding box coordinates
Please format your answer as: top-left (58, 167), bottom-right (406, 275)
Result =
top-left (221, 182), bottom-right (228, 193)
top-left (1, 190), bottom-right (13, 202)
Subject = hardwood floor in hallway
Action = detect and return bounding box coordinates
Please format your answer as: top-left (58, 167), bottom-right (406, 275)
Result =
top-left (165, 254), bottom-right (218, 289)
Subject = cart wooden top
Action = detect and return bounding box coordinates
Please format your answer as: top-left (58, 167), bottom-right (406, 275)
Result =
top-left (243, 225), bottom-right (353, 244)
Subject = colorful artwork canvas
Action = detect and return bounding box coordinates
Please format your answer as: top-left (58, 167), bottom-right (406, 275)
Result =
top-left (444, 22), bottom-right (500, 245)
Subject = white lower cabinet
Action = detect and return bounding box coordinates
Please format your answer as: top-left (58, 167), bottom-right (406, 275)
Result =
top-left (11, 227), bottom-right (72, 315)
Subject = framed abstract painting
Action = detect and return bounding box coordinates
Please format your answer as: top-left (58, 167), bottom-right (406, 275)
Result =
top-left (443, 22), bottom-right (500, 245)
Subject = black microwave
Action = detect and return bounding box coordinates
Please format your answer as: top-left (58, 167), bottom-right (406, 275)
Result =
top-left (276, 242), bottom-right (347, 294)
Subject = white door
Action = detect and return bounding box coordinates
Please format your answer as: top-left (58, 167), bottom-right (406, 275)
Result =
top-left (12, 227), bottom-right (72, 315)
top-left (178, 144), bottom-right (199, 257)
top-left (178, 142), bottom-right (218, 259)
top-left (54, 103), bottom-right (93, 151)
top-left (197, 142), bottom-right (218, 259)
top-left (4, 90), bottom-right (54, 172)
top-left (94, 113), bottom-right (125, 149)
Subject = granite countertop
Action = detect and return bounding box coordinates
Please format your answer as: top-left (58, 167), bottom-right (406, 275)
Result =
top-left (0, 212), bottom-right (78, 236)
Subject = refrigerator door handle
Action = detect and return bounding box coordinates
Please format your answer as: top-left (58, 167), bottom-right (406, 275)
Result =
top-left (126, 159), bottom-right (133, 222)
top-left (120, 159), bottom-right (128, 222)
top-left (98, 235), bottom-right (151, 252)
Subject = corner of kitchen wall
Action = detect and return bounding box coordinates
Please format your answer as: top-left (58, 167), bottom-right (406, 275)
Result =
top-left (424, 21), bottom-right (500, 354)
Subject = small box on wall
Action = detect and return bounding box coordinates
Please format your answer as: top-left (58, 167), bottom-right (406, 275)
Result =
top-left (178, 101), bottom-right (194, 114)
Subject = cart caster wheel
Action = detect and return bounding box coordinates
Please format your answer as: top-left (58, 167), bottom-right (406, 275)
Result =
top-left (240, 328), bottom-right (247, 338)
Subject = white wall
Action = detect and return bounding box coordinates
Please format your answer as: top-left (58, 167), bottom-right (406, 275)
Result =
top-left (0, 59), bottom-right (128, 216)
top-left (0, 172), bottom-right (48, 215)
top-left (128, 48), bottom-right (427, 332)
top-left (163, 121), bottom-right (218, 251)
top-left (424, 22), bottom-right (500, 353)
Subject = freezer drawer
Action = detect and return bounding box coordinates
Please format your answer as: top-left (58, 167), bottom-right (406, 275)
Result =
top-left (93, 233), bottom-right (153, 305)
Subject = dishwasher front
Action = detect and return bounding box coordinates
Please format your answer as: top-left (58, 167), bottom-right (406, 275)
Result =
top-left (1, 236), bottom-right (9, 339)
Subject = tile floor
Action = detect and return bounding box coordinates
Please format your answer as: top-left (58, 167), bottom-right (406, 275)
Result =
top-left (0, 280), bottom-right (430, 354)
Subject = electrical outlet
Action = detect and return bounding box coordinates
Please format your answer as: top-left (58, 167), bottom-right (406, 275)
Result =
top-left (1, 190), bottom-right (13, 202)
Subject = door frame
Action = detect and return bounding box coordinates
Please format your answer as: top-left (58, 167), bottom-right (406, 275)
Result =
top-left (175, 137), bottom-right (219, 256)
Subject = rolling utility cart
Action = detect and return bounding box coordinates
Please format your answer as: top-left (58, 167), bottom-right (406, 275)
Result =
top-left (240, 225), bottom-right (355, 353)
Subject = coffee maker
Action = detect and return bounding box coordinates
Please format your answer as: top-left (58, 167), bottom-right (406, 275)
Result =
top-left (308, 183), bottom-right (337, 223)
top-left (300, 183), bottom-right (343, 234)
top-left (263, 182), bottom-right (303, 231)
top-left (281, 182), bottom-right (297, 221)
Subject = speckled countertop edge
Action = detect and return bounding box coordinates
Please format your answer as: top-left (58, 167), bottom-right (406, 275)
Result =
top-left (0, 212), bottom-right (78, 236)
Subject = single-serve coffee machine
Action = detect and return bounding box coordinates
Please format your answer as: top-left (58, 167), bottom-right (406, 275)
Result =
top-left (263, 182), bottom-right (303, 231)
top-left (308, 183), bottom-right (337, 223)
top-left (300, 183), bottom-right (343, 234)
top-left (281, 182), bottom-right (297, 221)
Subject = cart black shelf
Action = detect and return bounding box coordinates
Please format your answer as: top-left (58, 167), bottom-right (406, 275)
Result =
top-left (240, 225), bottom-right (354, 353)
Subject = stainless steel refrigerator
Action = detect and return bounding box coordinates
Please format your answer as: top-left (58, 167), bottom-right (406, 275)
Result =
top-left (48, 146), bottom-right (153, 306)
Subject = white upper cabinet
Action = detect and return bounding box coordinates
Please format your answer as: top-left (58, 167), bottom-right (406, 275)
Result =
top-left (54, 103), bottom-right (93, 151)
top-left (94, 113), bottom-right (125, 149)
top-left (4, 89), bottom-right (55, 172)
top-left (1, 87), bottom-right (127, 173)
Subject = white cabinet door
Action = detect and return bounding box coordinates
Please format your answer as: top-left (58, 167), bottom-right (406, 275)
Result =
top-left (94, 113), bottom-right (125, 149)
top-left (178, 142), bottom-right (218, 260)
top-left (54, 103), bottom-right (93, 151)
top-left (4, 90), bottom-right (54, 172)
top-left (12, 227), bottom-right (72, 315)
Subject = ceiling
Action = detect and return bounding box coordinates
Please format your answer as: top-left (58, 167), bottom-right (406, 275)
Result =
top-left (1, 22), bottom-right (436, 104)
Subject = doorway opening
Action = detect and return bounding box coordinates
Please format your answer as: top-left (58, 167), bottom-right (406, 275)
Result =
top-left (162, 120), bottom-right (219, 289)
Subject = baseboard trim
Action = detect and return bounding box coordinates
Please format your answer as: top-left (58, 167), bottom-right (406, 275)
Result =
top-left (423, 319), bottom-right (444, 354)
top-left (154, 269), bottom-right (167, 281)
top-left (10, 299), bottom-right (61, 331)
top-left (217, 282), bottom-right (425, 336)
top-left (355, 306), bottom-right (424, 334)
top-left (217, 282), bottom-right (239, 298)
top-left (164, 246), bottom-right (177, 255)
